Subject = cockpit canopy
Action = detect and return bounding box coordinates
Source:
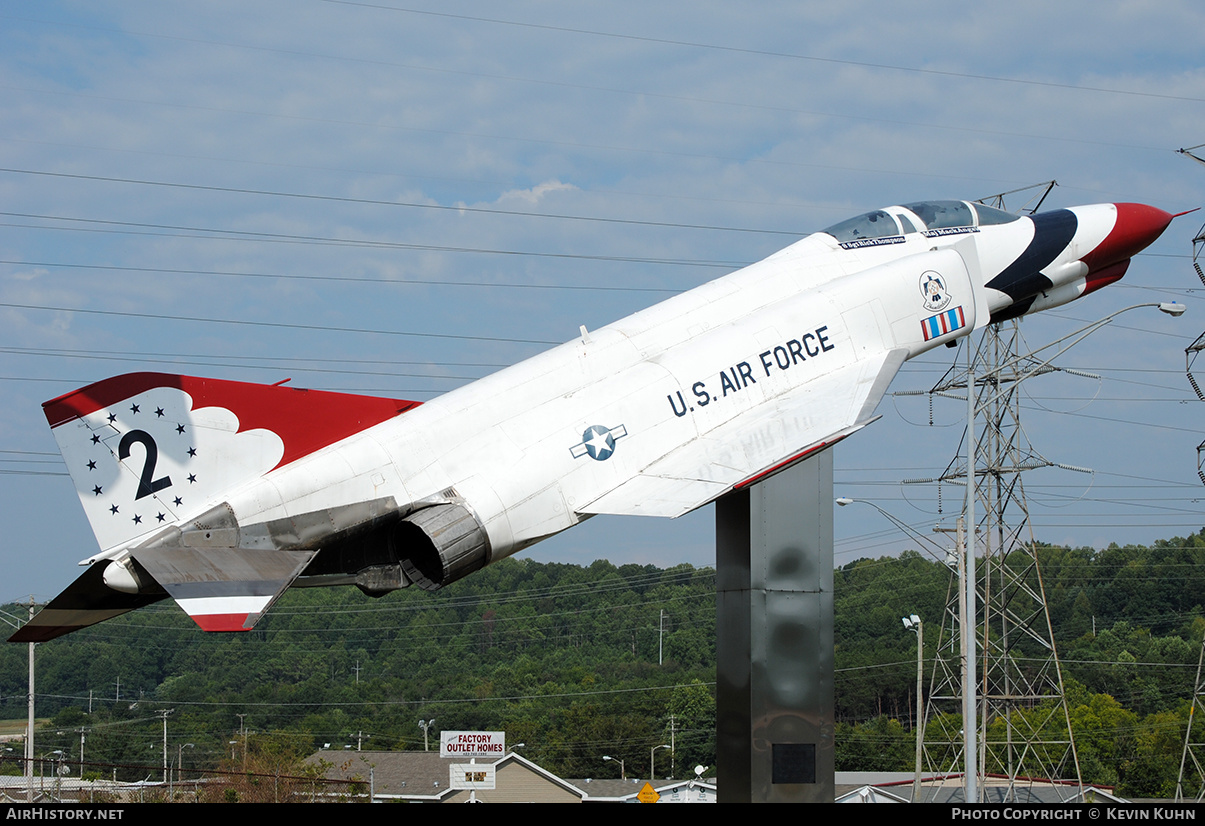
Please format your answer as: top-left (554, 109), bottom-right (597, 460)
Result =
top-left (821, 200), bottom-right (1020, 245)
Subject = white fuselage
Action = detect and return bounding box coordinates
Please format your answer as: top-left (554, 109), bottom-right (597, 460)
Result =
top-left (218, 211), bottom-right (1047, 567)
top-left (20, 199), bottom-right (1173, 640)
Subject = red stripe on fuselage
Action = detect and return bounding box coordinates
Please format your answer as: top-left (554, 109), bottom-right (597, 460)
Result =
top-left (734, 437), bottom-right (846, 490)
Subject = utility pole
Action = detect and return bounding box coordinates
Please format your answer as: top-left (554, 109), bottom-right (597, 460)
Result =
top-left (159, 709), bottom-right (174, 783)
top-left (237, 714), bottom-right (247, 771)
top-left (76, 727), bottom-right (86, 783)
top-left (658, 609), bottom-right (664, 665)
top-left (9, 595), bottom-right (37, 800)
top-left (27, 597), bottom-right (35, 805)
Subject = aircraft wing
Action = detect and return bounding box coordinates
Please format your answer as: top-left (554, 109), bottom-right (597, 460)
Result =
top-left (7, 545), bottom-right (317, 643)
top-left (8, 560), bottom-right (167, 643)
top-left (578, 348), bottom-right (907, 518)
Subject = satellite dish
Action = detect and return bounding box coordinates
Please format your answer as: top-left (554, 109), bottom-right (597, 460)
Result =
top-left (694, 765), bottom-right (706, 778)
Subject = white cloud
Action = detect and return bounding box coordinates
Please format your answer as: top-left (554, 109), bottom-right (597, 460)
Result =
top-left (495, 180), bottom-right (579, 206)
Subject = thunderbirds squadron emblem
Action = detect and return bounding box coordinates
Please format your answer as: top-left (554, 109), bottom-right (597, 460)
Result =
top-left (920, 271), bottom-right (952, 312)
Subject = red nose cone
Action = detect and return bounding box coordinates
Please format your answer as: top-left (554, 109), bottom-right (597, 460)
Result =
top-left (1081, 203), bottom-right (1173, 273)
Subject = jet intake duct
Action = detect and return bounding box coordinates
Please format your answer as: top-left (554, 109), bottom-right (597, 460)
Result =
top-left (396, 503), bottom-right (490, 591)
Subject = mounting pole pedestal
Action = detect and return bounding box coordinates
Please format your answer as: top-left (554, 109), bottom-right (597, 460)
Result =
top-left (715, 452), bottom-right (834, 803)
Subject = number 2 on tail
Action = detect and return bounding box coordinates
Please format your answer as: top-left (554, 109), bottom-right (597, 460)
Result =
top-left (118, 430), bottom-right (172, 500)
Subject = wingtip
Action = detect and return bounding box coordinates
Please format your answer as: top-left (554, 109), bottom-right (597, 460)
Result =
top-left (9, 623), bottom-right (76, 644)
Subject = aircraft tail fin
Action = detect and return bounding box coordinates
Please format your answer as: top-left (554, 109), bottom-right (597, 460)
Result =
top-left (44, 372), bottom-right (420, 558)
top-left (18, 373), bottom-right (420, 641)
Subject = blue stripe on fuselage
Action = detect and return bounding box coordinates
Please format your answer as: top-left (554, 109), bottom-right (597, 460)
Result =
top-left (985, 209), bottom-right (1078, 304)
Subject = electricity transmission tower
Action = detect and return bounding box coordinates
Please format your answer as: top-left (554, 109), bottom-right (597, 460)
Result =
top-left (912, 183), bottom-right (1082, 803)
top-left (1183, 221), bottom-right (1205, 485)
top-left (1177, 146), bottom-right (1205, 800)
top-left (1176, 633), bottom-right (1205, 801)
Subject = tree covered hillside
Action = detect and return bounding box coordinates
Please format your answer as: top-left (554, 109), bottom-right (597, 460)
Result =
top-left (2, 529), bottom-right (1205, 796)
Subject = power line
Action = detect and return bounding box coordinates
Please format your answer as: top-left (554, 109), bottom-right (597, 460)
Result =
top-left (0, 167), bottom-right (801, 237)
top-left (0, 258), bottom-right (683, 295)
top-left (0, 300), bottom-right (561, 346)
top-left (0, 212), bottom-right (745, 268)
top-left (320, 1), bottom-right (1205, 104)
top-left (0, 345), bottom-right (511, 370)
top-left (0, 16), bottom-right (1180, 157)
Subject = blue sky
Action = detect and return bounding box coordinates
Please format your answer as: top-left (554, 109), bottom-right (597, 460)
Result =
top-left (2, 1), bottom-right (1204, 600)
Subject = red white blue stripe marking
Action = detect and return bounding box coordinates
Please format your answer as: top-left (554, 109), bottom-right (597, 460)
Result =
top-left (921, 305), bottom-right (966, 341)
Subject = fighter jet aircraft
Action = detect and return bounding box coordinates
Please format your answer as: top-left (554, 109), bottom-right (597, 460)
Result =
top-left (9, 199), bottom-right (1174, 642)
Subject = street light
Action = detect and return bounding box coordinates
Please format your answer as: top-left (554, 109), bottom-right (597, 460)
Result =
top-left (834, 498), bottom-right (947, 562)
top-left (172, 743), bottom-right (194, 799)
top-left (39, 750), bottom-right (64, 801)
top-left (902, 614), bottom-right (924, 803)
top-left (651, 744), bottom-right (670, 779)
top-left (602, 754), bottom-right (626, 780)
top-left (836, 497), bottom-right (964, 802)
top-left (418, 719), bottom-right (436, 752)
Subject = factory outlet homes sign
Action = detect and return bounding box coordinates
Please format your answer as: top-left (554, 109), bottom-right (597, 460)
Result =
top-left (440, 731), bottom-right (506, 759)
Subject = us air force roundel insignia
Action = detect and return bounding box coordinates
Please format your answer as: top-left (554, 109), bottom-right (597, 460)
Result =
top-left (569, 424), bottom-right (628, 461)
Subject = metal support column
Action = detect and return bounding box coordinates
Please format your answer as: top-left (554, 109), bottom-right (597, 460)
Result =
top-left (715, 452), bottom-right (834, 803)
